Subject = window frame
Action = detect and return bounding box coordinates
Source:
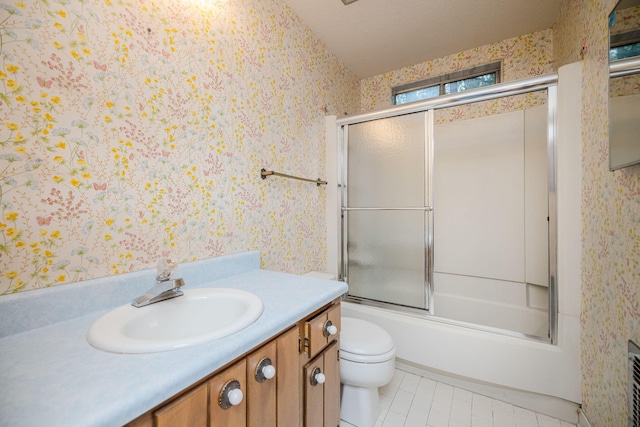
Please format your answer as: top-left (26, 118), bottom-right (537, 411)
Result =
top-left (610, 29), bottom-right (640, 62)
top-left (392, 61), bottom-right (502, 105)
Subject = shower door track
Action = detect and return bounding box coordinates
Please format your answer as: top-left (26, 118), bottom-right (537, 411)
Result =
top-left (342, 207), bottom-right (433, 211)
top-left (338, 73), bottom-right (559, 344)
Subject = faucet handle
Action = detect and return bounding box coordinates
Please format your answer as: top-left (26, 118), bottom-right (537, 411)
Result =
top-left (156, 258), bottom-right (178, 281)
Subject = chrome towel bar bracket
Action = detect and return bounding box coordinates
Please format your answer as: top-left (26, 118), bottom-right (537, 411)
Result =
top-left (260, 168), bottom-right (327, 186)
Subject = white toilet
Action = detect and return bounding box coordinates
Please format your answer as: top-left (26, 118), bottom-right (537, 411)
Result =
top-left (340, 316), bottom-right (396, 427)
top-left (302, 273), bottom-right (396, 426)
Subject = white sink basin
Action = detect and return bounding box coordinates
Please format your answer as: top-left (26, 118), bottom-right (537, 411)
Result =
top-left (87, 288), bottom-right (263, 353)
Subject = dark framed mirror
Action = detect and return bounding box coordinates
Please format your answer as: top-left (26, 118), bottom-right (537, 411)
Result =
top-left (609, 0), bottom-right (640, 171)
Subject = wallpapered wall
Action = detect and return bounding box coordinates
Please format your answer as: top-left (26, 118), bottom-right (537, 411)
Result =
top-left (554, 0), bottom-right (640, 425)
top-left (0, 0), bottom-right (359, 294)
top-left (3, 0), bottom-right (640, 421)
top-left (359, 29), bottom-right (554, 121)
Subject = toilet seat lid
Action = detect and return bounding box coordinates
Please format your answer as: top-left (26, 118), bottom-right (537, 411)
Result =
top-left (340, 346), bottom-right (396, 363)
top-left (340, 317), bottom-right (395, 360)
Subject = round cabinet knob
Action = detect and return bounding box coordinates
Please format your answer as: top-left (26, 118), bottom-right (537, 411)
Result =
top-left (310, 367), bottom-right (326, 386)
top-left (262, 364), bottom-right (276, 380)
top-left (256, 357), bottom-right (276, 382)
top-left (227, 388), bottom-right (243, 406)
top-left (219, 380), bottom-right (243, 409)
top-left (323, 320), bottom-right (338, 337)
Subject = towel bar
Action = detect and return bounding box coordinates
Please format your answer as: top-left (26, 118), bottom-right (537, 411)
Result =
top-left (261, 169), bottom-right (327, 186)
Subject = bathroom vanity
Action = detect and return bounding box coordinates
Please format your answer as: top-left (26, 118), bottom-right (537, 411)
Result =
top-left (127, 299), bottom-right (341, 427)
top-left (0, 251), bottom-right (347, 426)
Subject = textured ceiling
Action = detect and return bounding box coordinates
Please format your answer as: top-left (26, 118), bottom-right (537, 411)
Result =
top-left (280, 0), bottom-right (562, 78)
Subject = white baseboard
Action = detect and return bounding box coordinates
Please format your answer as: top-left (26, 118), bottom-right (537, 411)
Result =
top-left (396, 359), bottom-right (580, 424)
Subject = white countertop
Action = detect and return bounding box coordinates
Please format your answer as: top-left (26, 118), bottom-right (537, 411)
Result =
top-left (0, 252), bottom-right (347, 427)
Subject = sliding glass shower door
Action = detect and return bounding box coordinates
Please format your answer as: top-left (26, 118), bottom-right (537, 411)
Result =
top-left (341, 112), bottom-right (432, 311)
top-left (338, 77), bottom-right (558, 342)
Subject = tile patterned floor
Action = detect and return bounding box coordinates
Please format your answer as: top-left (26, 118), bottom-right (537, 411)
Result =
top-left (340, 369), bottom-right (578, 427)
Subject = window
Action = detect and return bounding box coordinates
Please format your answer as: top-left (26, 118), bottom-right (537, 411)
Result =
top-left (610, 30), bottom-right (640, 62)
top-left (392, 62), bottom-right (501, 105)
top-left (610, 41), bottom-right (640, 61)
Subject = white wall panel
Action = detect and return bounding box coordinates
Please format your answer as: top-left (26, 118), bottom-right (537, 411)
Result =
top-left (433, 110), bottom-right (525, 283)
top-left (610, 93), bottom-right (640, 169)
top-left (524, 105), bottom-right (550, 287)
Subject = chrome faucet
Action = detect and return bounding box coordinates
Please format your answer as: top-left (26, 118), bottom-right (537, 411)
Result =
top-left (131, 259), bottom-right (185, 308)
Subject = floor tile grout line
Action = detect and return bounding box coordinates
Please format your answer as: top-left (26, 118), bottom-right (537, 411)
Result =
top-left (373, 368), bottom-right (578, 427)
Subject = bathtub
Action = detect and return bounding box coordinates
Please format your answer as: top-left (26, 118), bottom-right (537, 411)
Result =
top-left (341, 301), bottom-right (580, 422)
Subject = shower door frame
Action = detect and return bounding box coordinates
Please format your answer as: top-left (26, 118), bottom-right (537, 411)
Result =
top-left (340, 110), bottom-right (435, 314)
top-left (337, 74), bottom-right (559, 344)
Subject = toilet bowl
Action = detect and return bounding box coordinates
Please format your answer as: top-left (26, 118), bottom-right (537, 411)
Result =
top-left (340, 317), bottom-right (396, 427)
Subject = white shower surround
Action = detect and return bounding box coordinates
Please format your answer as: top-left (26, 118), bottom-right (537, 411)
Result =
top-left (325, 62), bottom-right (583, 418)
top-left (432, 103), bottom-right (550, 337)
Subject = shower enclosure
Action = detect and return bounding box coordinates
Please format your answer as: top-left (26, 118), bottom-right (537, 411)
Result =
top-left (338, 77), bottom-right (557, 342)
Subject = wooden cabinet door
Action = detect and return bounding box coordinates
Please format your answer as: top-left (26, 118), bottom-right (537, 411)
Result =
top-left (303, 353), bottom-right (325, 427)
top-left (276, 326), bottom-right (301, 427)
top-left (303, 340), bottom-right (341, 427)
top-left (322, 341), bottom-right (340, 427)
top-left (209, 359), bottom-right (247, 427)
top-left (247, 340), bottom-right (277, 427)
top-left (154, 383), bottom-right (208, 427)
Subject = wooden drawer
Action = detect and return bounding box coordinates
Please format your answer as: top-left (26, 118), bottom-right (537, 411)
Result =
top-left (304, 302), bottom-right (340, 359)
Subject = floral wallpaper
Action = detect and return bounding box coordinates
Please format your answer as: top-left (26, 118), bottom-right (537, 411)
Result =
top-left (554, 0), bottom-right (640, 425)
top-left (0, 0), bottom-right (359, 294)
top-left (359, 29), bottom-right (554, 122)
top-left (610, 4), bottom-right (640, 34)
top-left (3, 0), bottom-right (640, 422)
